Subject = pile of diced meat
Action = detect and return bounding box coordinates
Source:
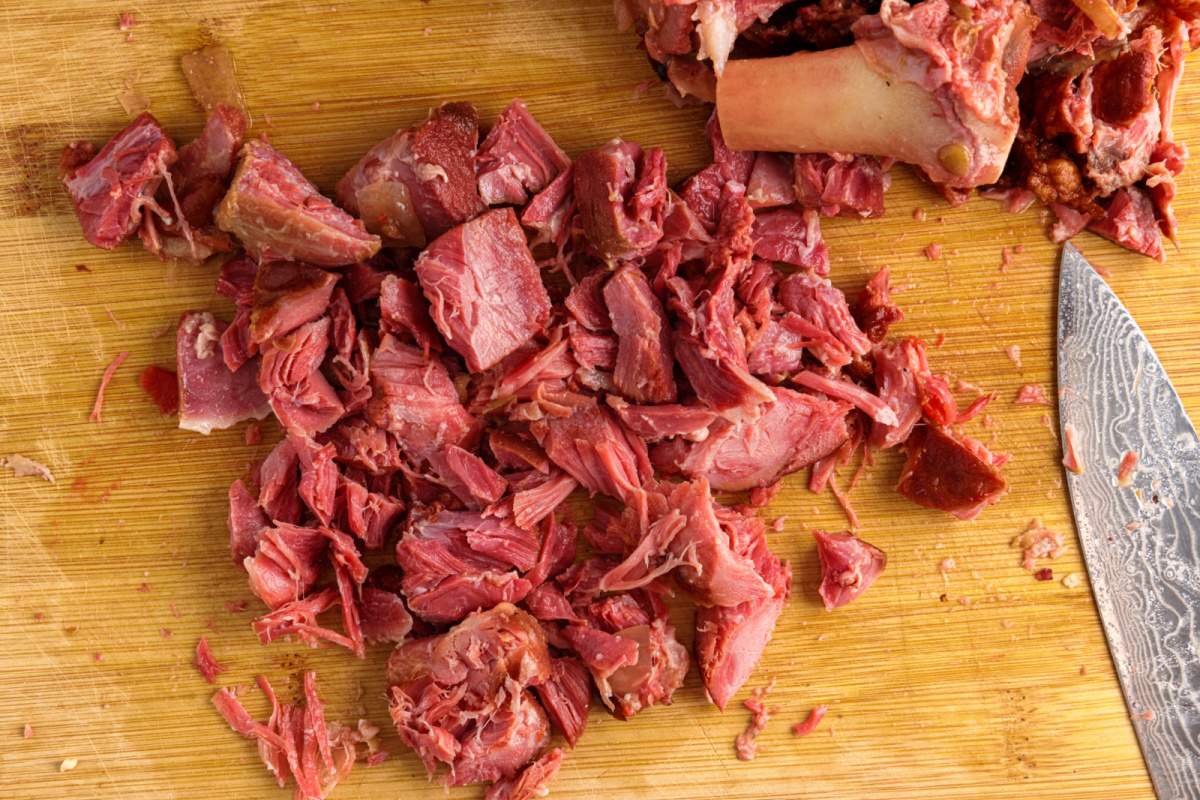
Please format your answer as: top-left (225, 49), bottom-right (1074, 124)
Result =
top-left (619, 0), bottom-right (1197, 261)
top-left (61, 81), bottom-right (1009, 797)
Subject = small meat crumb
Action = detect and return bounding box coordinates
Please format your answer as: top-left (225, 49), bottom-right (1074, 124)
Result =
top-left (771, 516), bottom-right (786, 532)
top-left (1079, 664), bottom-right (1088, 676)
top-left (924, 243), bottom-right (942, 261)
top-left (22, 723), bottom-right (33, 739)
top-left (734, 679), bottom-right (776, 761)
top-left (791, 705), bottom-right (828, 738)
top-left (1062, 572), bottom-right (1084, 589)
top-left (90, 351), bottom-right (130, 423)
top-left (1138, 709), bottom-right (1156, 721)
top-left (1005, 344), bottom-right (1022, 369)
top-left (139, 366), bottom-right (179, 415)
top-left (75, 264), bottom-right (92, 272)
top-left (225, 598), bottom-right (249, 613)
top-left (194, 637), bottom-right (228, 684)
top-left (117, 11), bottom-right (136, 31)
top-left (92, 652), bottom-right (104, 662)
top-left (1034, 567), bottom-right (1054, 581)
top-left (912, 207), bottom-right (927, 222)
top-left (1, 454), bottom-right (55, 483)
top-left (1062, 423), bottom-right (1085, 475)
top-left (137, 582), bottom-right (151, 593)
top-left (1116, 451), bottom-right (1138, 487)
top-left (59, 758), bottom-right (78, 773)
top-left (311, 101), bottom-right (321, 111)
top-left (938, 557), bottom-right (956, 574)
top-left (160, 627), bottom-right (173, 639)
top-left (1012, 519), bottom-right (1066, 572)
top-left (244, 423), bottom-right (263, 446)
top-left (1014, 383), bottom-right (1049, 406)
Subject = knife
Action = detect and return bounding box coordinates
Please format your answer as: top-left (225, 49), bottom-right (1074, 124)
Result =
top-left (1057, 242), bottom-right (1200, 800)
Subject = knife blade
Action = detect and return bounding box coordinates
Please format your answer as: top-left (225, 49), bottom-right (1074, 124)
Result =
top-left (1057, 242), bottom-right (1200, 800)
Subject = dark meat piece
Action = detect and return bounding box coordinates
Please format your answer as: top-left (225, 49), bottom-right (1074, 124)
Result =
top-left (366, 335), bottom-right (481, 465)
top-left (695, 510), bottom-right (791, 710)
top-left (896, 426), bottom-right (1008, 520)
top-left (337, 102), bottom-right (485, 245)
top-left (658, 387), bottom-right (850, 491)
top-left (1089, 186), bottom-right (1164, 262)
top-left (852, 266), bottom-right (903, 343)
top-left (387, 603), bottom-right (551, 786)
top-left (414, 208), bottom-right (551, 372)
top-left (573, 139), bottom-right (667, 262)
top-left (395, 507), bottom-right (539, 623)
top-left (813, 530), bottom-right (886, 610)
top-left (603, 266), bottom-right (676, 403)
top-left (139, 364), bottom-right (179, 415)
top-left (177, 311), bottom-right (269, 434)
top-left (217, 139), bottom-right (380, 266)
top-left (752, 207), bottom-right (830, 274)
top-left (793, 153), bottom-right (890, 218)
top-left (530, 392), bottom-right (651, 503)
top-left (476, 100), bottom-right (570, 206)
top-left (61, 112), bottom-right (176, 250)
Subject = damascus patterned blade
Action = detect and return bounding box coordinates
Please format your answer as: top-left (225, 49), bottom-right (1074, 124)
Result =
top-left (1058, 243), bottom-right (1200, 799)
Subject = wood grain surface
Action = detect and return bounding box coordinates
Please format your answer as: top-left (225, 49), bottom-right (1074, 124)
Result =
top-left (1, 2), bottom-right (1198, 799)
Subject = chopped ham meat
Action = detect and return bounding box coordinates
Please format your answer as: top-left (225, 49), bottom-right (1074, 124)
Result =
top-left (1015, 383), bottom-right (1050, 405)
top-left (1117, 450), bottom-right (1138, 487)
top-left (1012, 520), bottom-right (1066, 571)
top-left (1063, 421), bottom-right (1085, 474)
top-left (90, 351), bottom-right (130, 423)
top-left (897, 426), bottom-right (1008, 520)
top-left (791, 705), bottom-right (829, 737)
top-left (217, 139), bottom-right (381, 266)
top-left (734, 679), bottom-right (777, 761)
top-left (484, 748), bottom-right (564, 800)
top-left (415, 208), bottom-right (551, 372)
top-left (813, 530), bottom-right (887, 609)
top-left (193, 636), bottom-right (227, 684)
top-left (177, 312), bottom-right (269, 434)
top-left (476, 100), bottom-right (570, 206)
top-left (61, 113), bottom-right (176, 250)
top-left (212, 672), bottom-right (358, 800)
top-left (574, 139), bottom-right (667, 262)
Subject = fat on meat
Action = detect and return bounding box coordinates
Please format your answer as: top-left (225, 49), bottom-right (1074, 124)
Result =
top-left (216, 139), bottom-right (381, 266)
top-left (177, 311), bottom-right (270, 434)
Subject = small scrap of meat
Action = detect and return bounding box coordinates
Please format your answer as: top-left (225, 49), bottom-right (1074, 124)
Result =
top-left (61, 112), bottom-right (176, 250)
top-left (139, 365), bottom-right (179, 415)
top-left (193, 636), bottom-right (227, 684)
top-left (177, 311), bottom-right (270, 434)
top-left (387, 604), bottom-right (551, 787)
top-left (853, 266), bottom-right (903, 343)
top-left (212, 672), bottom-right (357, 800)
top-left (22, 723), bottom-right (33, 739)
top-left (1117, 451), bottom-right (1138, 487)
top-left (1034, 567), bottom-right (1054, 581)
top-left (217, 139), bottom-right (381, 266)
top-left (414, 208), bottom-right (551, 372)
top-left (337, 102), bottom-right (485, 245)
top-left (734, 680), bottom-right (777, 761)
top-left (813, 530), bottom-right (887, 610)
top-left (484, 748), bottom-right (564, 800)
top-left (1014, 383), bottom-right (1049, 405)
top-left (476, 100), bottom-right (570, 206)
top-left (249, 261), bottom-right (338, 345)
top-left (118, 11), bottom-right (136, 31)
top-left (0, 454), bottom-right (55, 483)
top-left (604, 266), bottom-right (676, 403)
top-left (90, 351), bottom-right (130, 423)
top-left (1012, 520), bottom-right (1065, 571)
top-left (791, 705), bottom-right (829, 737)
top-left (1062, 421), bottom-right (1085, 474)
top-left (573, 139), bottom-right (667, 262)
top-left (896, 426), bottom-right (1008, 520)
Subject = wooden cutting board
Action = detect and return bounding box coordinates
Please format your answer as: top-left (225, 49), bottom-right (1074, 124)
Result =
top-left (2, 2), bottom-right (1198, 798)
